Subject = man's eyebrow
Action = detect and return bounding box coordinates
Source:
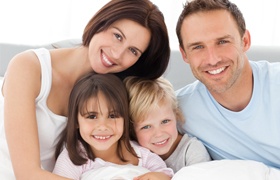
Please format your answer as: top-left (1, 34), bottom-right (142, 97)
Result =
top-left (217, 35), bottom-right (233, 40)
top-left (186, 42), bottom-right (202, 49)
top-left (113, 26), bottom-right (143, 54)
top-left (186, 35), bottom-right (234, 49)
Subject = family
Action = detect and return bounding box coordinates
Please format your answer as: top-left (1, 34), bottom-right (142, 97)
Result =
top-left (0, 0), bottom-right (279, 179)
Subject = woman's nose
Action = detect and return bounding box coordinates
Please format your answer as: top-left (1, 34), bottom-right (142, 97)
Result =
top-left (111, 45), bottom-right (125, 60)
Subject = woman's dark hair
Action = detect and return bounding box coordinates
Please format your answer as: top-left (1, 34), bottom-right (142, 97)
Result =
top-left (176, 0), bottom-right (246, 49)
top-left (82, 0), bottom-right (170, 80)
top-left (55, 72), bottom-right (137, 165)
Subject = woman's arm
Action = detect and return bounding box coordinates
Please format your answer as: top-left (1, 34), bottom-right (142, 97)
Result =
top-left (134, 172), bottom-right (171, 180)
top-left (3, 51), bottom-right (71, 180)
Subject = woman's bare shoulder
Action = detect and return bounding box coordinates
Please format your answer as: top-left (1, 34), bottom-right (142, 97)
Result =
top-left (7, 50), bottom-right (41, 75)
top-left (3, 50), bottom-right (42, 97)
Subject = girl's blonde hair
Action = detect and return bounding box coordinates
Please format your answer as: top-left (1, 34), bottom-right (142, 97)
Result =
top-left (124, 76), bottom-right (184, 139)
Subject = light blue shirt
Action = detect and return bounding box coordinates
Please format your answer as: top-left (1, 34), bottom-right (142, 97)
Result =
top-left (176, 60), bottom-right (280, 169)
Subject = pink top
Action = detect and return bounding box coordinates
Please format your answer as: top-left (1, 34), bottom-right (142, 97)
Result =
top-left (53, 141), bottom-right (174, 179)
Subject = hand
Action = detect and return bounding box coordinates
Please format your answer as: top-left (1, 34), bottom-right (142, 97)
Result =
top-left (133, 172), bottom-right (171, 180)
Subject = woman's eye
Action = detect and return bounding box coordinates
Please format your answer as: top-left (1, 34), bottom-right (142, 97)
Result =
top-left (129, 47), bottom-right (138, 56)
top-left (114, 33), bottom-right (122, 41)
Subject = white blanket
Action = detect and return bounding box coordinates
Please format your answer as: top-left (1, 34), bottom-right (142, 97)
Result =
top-left (172, 160), bottom-right (280, 180)
top-left (81, 164), bottom-right (150, 180)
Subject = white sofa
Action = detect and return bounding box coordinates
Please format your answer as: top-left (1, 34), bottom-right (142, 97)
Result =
top-left (164, 45), bottom-right (280, 90)
top-left (1, 40), bottom-right (280, 179)
top-left (1, 40), bottom-right (280, 90)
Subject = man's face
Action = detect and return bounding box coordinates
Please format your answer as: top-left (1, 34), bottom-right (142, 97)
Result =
top-left (179, 10), bottom-right (250, 93)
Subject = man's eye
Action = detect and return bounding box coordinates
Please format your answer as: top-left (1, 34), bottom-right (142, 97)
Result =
top-left (193, 45), bottom-right (203, 50)
top-left (219, 40), bottom-right (228, 44)
top-left (114, 33), bottom-right (122, 41)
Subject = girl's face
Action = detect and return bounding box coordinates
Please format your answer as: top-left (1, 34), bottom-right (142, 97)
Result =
top-left (134, 102), bottom-right (179, 158)
top-left (88, 19), bottom-right (151, 74)
top-left (78, 92), bottom-right (124, 153)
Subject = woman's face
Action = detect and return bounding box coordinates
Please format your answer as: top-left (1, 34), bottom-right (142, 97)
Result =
top-left (88, 19), bottom-right (151, 74)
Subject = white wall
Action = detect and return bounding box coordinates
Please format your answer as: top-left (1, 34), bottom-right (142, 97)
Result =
top-left (0, 0), bottom-right (279, 49)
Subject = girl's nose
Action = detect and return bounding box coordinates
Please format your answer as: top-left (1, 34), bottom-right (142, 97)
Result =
top-left (153, 128), bottom-right (164, 137)
top-left (96, 119), bottom-right (110, 131)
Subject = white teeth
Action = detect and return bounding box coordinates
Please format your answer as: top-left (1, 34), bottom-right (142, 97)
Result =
top-left (154, 139), bottom-right (167, 145)
top-left (94, 135), bottom-right (110, 140)
top-left (208, 67), bottom-right (225, 75)
top-left (102, 53), bottom-right (113, 66)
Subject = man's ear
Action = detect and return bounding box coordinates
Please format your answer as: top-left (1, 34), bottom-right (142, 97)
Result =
top-left (242, 29), bottom-right (251, 52)
top-left (179, 46), bottom-right (189, 63)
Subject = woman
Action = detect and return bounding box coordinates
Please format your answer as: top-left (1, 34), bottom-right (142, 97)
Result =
top-left (0, 0), bottom-right (170, 179)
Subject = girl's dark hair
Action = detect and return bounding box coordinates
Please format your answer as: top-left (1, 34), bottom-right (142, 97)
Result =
top-left (176, 0), bottom-right (246, 49)
top-left (55, 72), bottom-right (137, 165)
top-left (82, 0), bottom-right (170, 80)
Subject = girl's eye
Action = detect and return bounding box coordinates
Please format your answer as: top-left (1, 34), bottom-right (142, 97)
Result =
top-left (108, 112), bottom-right (120, 119)
top-left (109, 114), bottom-right (116, 118)
top-left (129, 47), bottom-right (138, 56)
top-left (86, 114), bottom-right (96, 119)
top-left (162, 119), bottom-right (170, 124)
top-left (140, 125), bottom-right (151, 130)
top-left (114, 33), bottom-right (122, 41)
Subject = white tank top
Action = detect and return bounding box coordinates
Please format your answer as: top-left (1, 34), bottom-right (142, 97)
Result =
top-left (0, 48), bottom-right (67, 179)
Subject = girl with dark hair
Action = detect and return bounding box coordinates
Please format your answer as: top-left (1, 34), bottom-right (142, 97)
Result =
top-left (0, 0), bottom-right (170, 179)
top-left (53, 73), bottom-right (173, 180)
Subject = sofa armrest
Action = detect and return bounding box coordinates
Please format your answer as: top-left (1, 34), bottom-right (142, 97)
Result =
top-left (0, 39), bottom-right (81, 77)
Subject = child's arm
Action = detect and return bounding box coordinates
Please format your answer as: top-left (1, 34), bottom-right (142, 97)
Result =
top-left (185, 136), bottom-right (211, 166)
top-left (53, 147), bottom-right (83, 180)
top-left (132, 141), bottom-right (174, 177)
top-left (133, 172), bottom-right (171, 180)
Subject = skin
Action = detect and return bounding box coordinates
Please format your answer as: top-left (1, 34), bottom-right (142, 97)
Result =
top-left (78, 92), bottom-right (128, 164)
top-left (88, 19), bottom-right (151, 74)
top-left (134, 172), bottom-right (171, 180)
top-left (3, 19), bottom-right (151, 180)
top-left (79, 92), bottom-right (170, 180)
top-left (179, 10), bottom-right (252, 112)
top-left (134, 102), bottom-right (182, 160)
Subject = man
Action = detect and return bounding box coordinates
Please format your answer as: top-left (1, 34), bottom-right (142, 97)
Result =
top-left (175, 0), bottom-right (280, 169)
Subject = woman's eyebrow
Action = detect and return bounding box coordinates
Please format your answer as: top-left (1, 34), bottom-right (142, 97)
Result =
top-left (113, 26), bottom-right (143, 54)
top-left (113, 26), bottom-right (126, 39)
